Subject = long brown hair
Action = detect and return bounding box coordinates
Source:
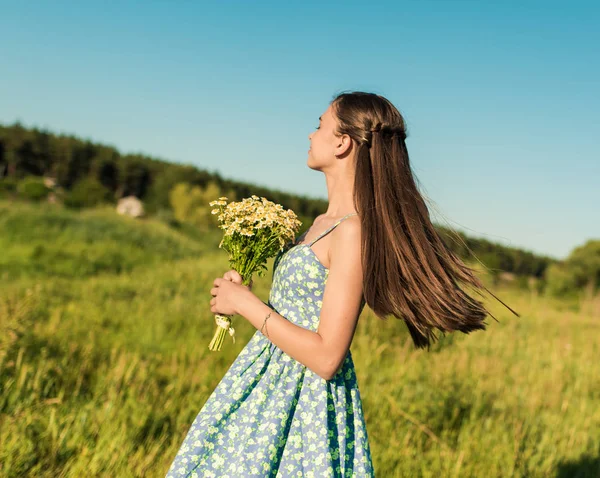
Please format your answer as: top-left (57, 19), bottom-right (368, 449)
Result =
top-left (331, 91), bottom-right (520, 349)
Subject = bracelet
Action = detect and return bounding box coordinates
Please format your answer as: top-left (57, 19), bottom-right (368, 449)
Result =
top-left (260, 309), bottom-right (272, 338)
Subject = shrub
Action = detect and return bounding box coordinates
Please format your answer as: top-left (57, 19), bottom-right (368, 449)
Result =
top-left (545, 240), bottom-right (600, 298)
top-left (64, 177), bottom-right (113, 209)
top-left (155, 208), bottom-right (180, 228)
top-left (168, 180), bottom-right (225, 228)
top-left (0, 177), bottom-right (19, 197)
top-left (16, 176), bottom-right (51, 201)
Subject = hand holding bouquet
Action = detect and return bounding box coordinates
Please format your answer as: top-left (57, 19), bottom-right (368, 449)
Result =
top-left (207, 195), bottom-right (301, 351)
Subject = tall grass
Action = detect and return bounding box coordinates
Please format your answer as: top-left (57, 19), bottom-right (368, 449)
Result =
top-left (0, 200), bottom-right (598, 477)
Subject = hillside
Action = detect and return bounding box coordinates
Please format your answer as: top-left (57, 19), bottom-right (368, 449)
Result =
top-left (0, 200), bottom-right (219, 285)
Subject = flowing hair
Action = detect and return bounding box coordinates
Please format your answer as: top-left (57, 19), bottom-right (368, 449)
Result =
top-left (330, 91), bottom-right (520, 349)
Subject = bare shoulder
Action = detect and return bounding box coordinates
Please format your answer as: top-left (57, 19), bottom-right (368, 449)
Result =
top-left (334, 215), bottom-right (361, 241)
top-left (314, 213), bottom-right (327, 225)
top-left (328, 215), bottom-right (362, 261)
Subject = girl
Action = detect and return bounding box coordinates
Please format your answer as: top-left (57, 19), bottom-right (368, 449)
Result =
top-left (166, 91), bottom-right (518, 477)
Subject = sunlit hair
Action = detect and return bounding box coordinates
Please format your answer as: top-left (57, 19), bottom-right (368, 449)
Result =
top-left (331, 91), bottom-right (519, 349)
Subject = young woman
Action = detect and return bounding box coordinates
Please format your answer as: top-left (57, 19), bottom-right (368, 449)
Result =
top-left (166, 91), bottom-right (518, 477)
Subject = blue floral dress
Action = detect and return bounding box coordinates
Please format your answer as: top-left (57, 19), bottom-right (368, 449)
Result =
top-left (165, 212), bottom-right (375, 477)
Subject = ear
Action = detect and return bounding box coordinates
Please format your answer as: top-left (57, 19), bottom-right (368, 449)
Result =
top-left (335, 133), bottom-right (353, 157)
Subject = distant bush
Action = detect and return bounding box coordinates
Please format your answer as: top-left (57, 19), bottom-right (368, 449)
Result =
top-left (545, 239), bottom-right (600, 298)
top-left (16, 176), bottom-right (50, 201)
top-left (64, 177), bottom-right (113, 209)
top-left (0, 177), bottom-right (18, 197)
top-left (155, 207), bottom-right (180, 228)
top-left (168, 180), bottom-right (232, 228)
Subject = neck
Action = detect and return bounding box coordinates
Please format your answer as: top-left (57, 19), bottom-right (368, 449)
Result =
top-left (321, 164), bottom-right (357, 219)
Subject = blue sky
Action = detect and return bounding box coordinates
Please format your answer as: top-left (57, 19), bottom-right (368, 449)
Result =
top-left (1, 1), bottom-right (598, 260)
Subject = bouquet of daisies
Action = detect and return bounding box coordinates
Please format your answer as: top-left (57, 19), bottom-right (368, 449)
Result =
top-left (207, 195), bottom-right (301, 351)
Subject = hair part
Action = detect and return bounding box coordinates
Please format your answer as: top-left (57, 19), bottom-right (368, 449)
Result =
top-left (330, 91), bottom-right (519, 349)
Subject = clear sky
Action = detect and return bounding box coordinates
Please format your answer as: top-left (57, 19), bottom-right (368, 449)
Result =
top-left (1, 1), bottom-right (598, 260)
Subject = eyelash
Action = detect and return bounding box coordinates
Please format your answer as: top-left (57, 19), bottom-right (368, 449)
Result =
top-left (315, 125), bottom-right (320, 130)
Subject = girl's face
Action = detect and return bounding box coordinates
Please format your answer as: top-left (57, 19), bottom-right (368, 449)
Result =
top-left (307, 104), bottom-right (340, 169)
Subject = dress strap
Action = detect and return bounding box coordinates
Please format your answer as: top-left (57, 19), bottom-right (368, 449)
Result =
top-left (308, 212), bottom-right (358, 247)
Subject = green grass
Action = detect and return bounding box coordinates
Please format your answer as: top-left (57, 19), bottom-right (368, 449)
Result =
top-left (0, 201), bottom-right (213, 282)
top-left (0, 199), bottom-right (598, 477)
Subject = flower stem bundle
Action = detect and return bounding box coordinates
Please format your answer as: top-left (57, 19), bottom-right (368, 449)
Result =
top-left (207, 195), bottom-right (301, 351)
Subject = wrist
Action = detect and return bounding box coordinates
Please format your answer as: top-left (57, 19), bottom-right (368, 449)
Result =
top-left (236, 288), bottom-right (258, 316)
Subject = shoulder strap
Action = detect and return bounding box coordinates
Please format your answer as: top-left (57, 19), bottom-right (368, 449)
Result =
top-left (308, 213), bottom-right (358, 247)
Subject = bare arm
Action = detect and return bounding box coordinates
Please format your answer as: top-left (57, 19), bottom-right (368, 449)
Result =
top-left (236, 217), bottom-right (364, 380)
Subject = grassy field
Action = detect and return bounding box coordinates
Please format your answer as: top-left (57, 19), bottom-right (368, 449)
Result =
top-left (0, 200), bottom-right (598, 477)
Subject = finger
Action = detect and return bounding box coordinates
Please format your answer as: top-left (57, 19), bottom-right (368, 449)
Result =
top-left (225, 270), bottom-right (242, 284)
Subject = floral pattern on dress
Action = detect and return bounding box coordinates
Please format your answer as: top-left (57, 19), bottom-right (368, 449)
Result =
top-left (166, 213), bottom-right (375, 477)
